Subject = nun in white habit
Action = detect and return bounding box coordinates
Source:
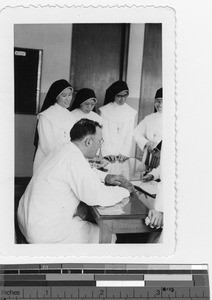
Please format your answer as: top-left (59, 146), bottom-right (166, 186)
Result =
top-left (33, 79), bottom-right (76, 174)
top-left (133, 88), bottom-right (163, 164)
top-left (99, 80), bottom-right (137, 162)
top-left (70, 88), bottom-right (103, 125)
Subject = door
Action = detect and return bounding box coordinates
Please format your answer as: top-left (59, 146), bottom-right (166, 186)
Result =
top-left (138, 23), bottom-right (162, 122)
top-left (136, 23), bottom-right (162, 159)
top-left (14, 47), bottom-right (42, 115)
top-left (70, 24), bottom-right (129, 111)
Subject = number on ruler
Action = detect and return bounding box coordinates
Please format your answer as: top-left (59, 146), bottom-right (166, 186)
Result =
top-left (155, 289), bottom-right (161, 296)
top-left (99, 289), bottom-right (105, 297)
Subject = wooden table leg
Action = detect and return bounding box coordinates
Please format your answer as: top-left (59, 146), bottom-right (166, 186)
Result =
top-left (99, 220), bottom-right (114, 243)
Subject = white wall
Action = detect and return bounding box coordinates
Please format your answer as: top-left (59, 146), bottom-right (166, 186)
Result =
top-left (15, 24), bottom-right (73, 102)
top-left (15, 24), bottom-right (73, 176)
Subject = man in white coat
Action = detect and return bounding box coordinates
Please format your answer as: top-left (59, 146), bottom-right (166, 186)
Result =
top-left (17, 119), bottom-right (133, 244)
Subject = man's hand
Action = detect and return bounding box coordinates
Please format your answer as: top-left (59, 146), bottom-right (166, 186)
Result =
top-left (105, 175), bottom-right (135, 194)
top-left (105, 174), bottom-right (126, 186)
top-left (147, 209), bottom-right (163, 228)
top-left (118, 179), bottom-right (135, 194)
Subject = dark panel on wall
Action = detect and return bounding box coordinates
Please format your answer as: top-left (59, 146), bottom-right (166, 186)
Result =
top-left (138, 24), bottom-right (162, 122)
top-left (70, 24), bottom-right (129, 110)
top-left (14, 47), bottom-right (42, 115)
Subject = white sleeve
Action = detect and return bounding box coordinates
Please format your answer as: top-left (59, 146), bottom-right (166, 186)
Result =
top-left (93, 168), bottom-right (108, 182)
top-left (154, 182), bottom-right (163, 212)
top-left (133, 119), bottom-right (149, 151)
top-left (37, 116), bottom-right (55, 156)
top-left (67, 157), bottom-right (130, 207)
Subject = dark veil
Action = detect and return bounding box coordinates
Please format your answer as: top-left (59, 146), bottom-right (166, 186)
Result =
top-left (154, 87), bottom-right (163, 113)
top-left (103, 80), bottom-right (129, 106)
top-left (70, 88), bottom-right (97, 111)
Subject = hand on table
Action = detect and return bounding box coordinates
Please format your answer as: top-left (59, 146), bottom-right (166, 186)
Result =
top-left (105, 174), bottom-right (126, 186)
top-left (146, 209), bottom-right (163, 229)
top-left (117, 154), bottom-right (129, 162)
top-left (104, 155), bottom-right (116, 162)
top-left (104, 154), bottom-right (129, 163)
top-left (141, 173), bottom-right (154, 182)
top-left (118, 179), bottom-right (135, 194)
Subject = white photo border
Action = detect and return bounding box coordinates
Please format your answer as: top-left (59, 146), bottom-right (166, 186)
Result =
top-left (0, 5), bottom-right (176, 257)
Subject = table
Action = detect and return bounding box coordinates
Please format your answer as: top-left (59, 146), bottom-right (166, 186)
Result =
top-left (90, 158), bottom-right (159, 243)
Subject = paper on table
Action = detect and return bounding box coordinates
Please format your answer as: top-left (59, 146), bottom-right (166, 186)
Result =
top-left (131, 180), bottom-right (158, 196)
top-left (96, 197), bottom-right (130, 215)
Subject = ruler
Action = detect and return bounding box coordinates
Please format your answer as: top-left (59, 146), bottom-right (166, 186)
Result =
top-left (0, 264), bottom-right (209, 299)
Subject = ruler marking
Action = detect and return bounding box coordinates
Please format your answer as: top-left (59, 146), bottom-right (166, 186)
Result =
top-left (0, 265), bottom-right (210, 300)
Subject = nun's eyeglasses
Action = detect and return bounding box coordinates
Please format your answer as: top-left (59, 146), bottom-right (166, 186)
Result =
top-left (155, 98), bottom-right (163, 104)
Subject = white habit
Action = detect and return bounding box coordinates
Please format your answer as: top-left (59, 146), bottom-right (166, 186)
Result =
top-left (18, 142), bottom-right (129, 244)
top-left (99, 102), bottom-right (137, 157)
top-left (70, 108), bottom-right (103, 125)
top-left (133, 111), bottom-right (162, 162)
top-left (33, 103), bottom-right (76, 174)
top-left (134, 112), bottom-right (162, 150)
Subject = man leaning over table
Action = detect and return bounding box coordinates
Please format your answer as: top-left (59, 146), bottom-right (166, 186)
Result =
top-left (17, 118), bottom-right (134, 244)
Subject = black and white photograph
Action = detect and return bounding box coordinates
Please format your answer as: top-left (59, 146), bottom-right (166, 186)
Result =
top-left (0, 5), bottom-right (175, 257)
